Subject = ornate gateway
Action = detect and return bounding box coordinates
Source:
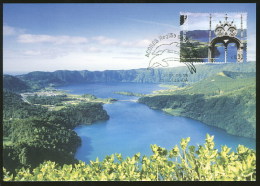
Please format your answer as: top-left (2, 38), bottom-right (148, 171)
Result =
top-left (208, 14), bottom-right (244, 63)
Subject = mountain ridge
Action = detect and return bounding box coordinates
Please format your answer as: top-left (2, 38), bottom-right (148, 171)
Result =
top-left (138, 72), bottom-right (256, 139)
top-left (3, 62), bottom-right (254, 91)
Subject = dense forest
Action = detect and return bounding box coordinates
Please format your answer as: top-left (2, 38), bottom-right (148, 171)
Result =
top-left (139, 71), bottom-right (256, 138)
top-left (26, 94), bottom-right (70, 105)
top-left (4, 62), bottom-right (254, 89)
top-left (3, 75), bottom-right (31, 92)
top-left (4, 135), bottom-right (256, 181)
top-left (3, 90), bottom-right (109, 173)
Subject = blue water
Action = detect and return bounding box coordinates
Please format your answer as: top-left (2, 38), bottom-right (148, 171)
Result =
top-left (58, 82), bottom-right (164, 100)
top-left (58, 83), bottom-right (255, 163)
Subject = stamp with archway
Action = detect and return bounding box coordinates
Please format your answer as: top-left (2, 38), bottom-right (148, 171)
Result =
top-left (180, 12), bottom-right (247, 63)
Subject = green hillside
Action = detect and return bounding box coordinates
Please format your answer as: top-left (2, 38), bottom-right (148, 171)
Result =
top-left (3, 90), bottom-right (109, 173)
top-left (3, 75), bottom-right (31, 92)
top-left (14, 62), bottom-right (255, 89)
top-left (139, 71), bottom-right (256, 139)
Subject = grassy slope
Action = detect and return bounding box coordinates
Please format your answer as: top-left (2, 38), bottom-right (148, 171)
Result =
top-left (139, 71), bottom-right (256, 138)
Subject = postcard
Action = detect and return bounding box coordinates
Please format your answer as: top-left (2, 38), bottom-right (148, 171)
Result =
top-left (2, 3), bottom-right (256, 181)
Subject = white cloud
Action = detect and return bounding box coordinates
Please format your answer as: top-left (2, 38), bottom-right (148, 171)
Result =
top-left (3, 25), bottom-right (16, 35)
top-left (92, 36), bottom-right (118, 45)
top-left (17, 33), bottom-right (151, 49)
top-left (128, 18), bottom-right (178, 29)
top-left (9, 47), bottom-right (75, 59)
top-left (83, 46), bottom-right (103, 53)
top-left (5, 51), bottom-right (147, 72)
top-left (23, 50), bottom-right (41, 56)
top-left (121, 51), bottom-right (143, 55)
top-left (3, 25), bottom-right (25, 36)
top-left (134, 39), bottom-right (151, 47)
top-left (5, 27), bottom-right (184, 72)
top-left (120, 39), bottom-right (151, 48)
top-left (112, 56), bottom-right (144, 60)
top-left (17, 34), bottom-right (88, 44)
top-left (91, 36), bottom-right (151, 48)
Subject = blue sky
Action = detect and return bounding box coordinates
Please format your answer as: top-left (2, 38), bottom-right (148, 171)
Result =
top-left (3, 3), bottom-right (256, 73)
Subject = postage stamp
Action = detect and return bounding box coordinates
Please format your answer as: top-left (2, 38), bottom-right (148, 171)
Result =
top-left (146, 12), bottom-right (247, 74)
top-left (180, 12), bottom-right (247, 63)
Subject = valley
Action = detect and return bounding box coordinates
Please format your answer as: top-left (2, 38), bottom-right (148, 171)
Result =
top-left (3, 62), bottom-right (256, 181)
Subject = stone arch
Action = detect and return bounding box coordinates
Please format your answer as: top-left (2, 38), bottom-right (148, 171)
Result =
top-left (208, 36), bottom-right (243, 63)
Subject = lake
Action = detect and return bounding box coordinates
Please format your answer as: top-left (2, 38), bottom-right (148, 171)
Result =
top-left (58, 82), bottom-right (255, 163)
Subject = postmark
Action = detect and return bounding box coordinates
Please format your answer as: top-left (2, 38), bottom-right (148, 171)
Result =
top-left (146, 33), bottom-right (180, 69)
top-left (145, 33), bottom-right (197, 74)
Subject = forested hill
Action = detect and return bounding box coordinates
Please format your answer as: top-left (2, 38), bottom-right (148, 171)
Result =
top-left (3, 75), bottom-right (31, 92)
top-left (3, 90), bottom-right (109, 173)
top-left (10, 62), bottom-right (255, 89)
top-left (139, 71), bottom-right (256, 139)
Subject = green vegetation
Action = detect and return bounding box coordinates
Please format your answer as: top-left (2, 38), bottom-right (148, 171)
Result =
top-left (3, 90), bottom-right (48, 120)
top-left (114, 91), bottom-right (145, 97)
top-left (81, 94), bottom-right (117, 103)
top-left (154, 84), bottom-right (181, 95)
top-left (3, 90), bottom-right (109, 173)
top-left (82, 94), bottom-right (97, 100)
top-left (17, 71), bottom-right (66, 90)
top-left (45, 102), bottom-right (109, 128)
top-left (139, 71), bottom-right (256, 139)
top-left (180, 38), bottom-right (220, 62)
top-left (3, 75), bottom-right (31, 92)
top-left (20, 90), bottom-right (116, 112)
top-left (27, 94), bottom-right (70, 105)
top-left (3, 117), bottom-right (81, 171)
top-left (3, 135), bottom-right (256, 181)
